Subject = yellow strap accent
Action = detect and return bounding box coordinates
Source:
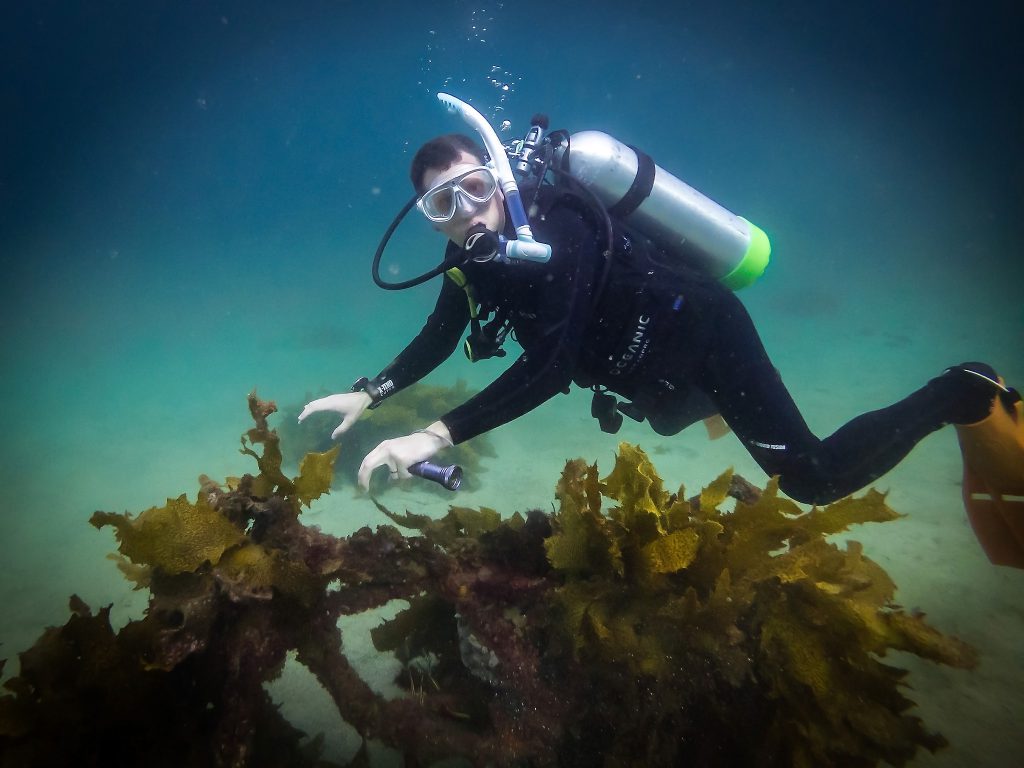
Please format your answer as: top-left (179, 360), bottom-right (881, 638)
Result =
top-left (445, 267), bottom-right (468, 287)
top-left (445, 267), bottom-right (479, 319)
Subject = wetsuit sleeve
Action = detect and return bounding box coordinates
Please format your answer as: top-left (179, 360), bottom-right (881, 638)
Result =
top-left (440, 205), bottom-right (603, 443)
top-left (366, 275), bottom-right (470, 402)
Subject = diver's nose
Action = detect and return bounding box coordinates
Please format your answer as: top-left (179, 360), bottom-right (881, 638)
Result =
top-left (452, 189), bottom-right (478, 220)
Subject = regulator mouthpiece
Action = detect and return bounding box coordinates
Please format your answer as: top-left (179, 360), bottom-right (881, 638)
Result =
top-left (464, 224), bottom-right (500, 262)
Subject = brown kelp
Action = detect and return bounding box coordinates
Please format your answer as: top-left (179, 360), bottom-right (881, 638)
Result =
top-left (0, 395), bottom-right (976, 767)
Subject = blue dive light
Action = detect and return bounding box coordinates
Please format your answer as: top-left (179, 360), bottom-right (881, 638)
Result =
top-left (408, 461), bottom-right (464, 491)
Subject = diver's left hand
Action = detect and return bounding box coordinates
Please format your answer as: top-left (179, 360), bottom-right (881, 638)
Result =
top-left (357, 425), bottom-right (452, 491)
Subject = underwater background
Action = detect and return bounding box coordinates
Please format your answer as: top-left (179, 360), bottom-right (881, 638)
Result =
top-left (1, 0), bottom-right (1021, 765)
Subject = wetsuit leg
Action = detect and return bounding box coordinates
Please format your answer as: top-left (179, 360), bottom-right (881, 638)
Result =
top-left (688, 290), bottom-right (991, 504)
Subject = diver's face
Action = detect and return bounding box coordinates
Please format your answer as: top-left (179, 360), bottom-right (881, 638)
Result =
top-left (420, 150), bottom-right (505, 247)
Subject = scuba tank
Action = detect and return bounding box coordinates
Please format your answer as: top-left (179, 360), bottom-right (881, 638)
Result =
top-left (553, 130), bottom-right (770, 290)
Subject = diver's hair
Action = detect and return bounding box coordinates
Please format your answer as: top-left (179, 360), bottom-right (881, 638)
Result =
top-left (410, 133), bottom-right (484, 193)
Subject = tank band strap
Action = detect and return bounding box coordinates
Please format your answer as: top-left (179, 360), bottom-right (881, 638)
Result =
top-left (608, 146), bottom-right (656, 219)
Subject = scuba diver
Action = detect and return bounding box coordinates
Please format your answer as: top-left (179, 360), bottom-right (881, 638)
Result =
top-left (299, 94), bottom-right (1024, 567)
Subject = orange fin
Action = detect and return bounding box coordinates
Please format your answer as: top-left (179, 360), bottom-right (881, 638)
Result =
top-left (955, 386), bottom-right (1024, 568)
top-left (703, 414), bottom-right (731, 441)
top-left (962, 469), bottom-right (1024, 568)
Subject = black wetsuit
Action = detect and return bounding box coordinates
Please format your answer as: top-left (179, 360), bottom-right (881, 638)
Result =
top-left (366, 191), bottom-right (992, 504)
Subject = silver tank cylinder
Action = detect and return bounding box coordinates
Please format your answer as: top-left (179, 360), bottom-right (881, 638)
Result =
top-left (563, 130), bottom-right (769, 287)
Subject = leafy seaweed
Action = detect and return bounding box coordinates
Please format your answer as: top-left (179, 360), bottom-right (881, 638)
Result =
top-left (540, 442), bottom-right (975, 766)
top-left (0, 401), bottom-right (976, 768)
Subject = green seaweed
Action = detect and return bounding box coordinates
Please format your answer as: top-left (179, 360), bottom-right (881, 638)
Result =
top-left (0, 399), bottom-right (976, 768)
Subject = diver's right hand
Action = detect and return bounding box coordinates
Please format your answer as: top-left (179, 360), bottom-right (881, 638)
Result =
top-left (298, 391), bottom-right (373, 440)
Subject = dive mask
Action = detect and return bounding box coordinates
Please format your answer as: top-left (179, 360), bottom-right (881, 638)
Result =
top-left (416, 165), bottom-right (498, 222)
